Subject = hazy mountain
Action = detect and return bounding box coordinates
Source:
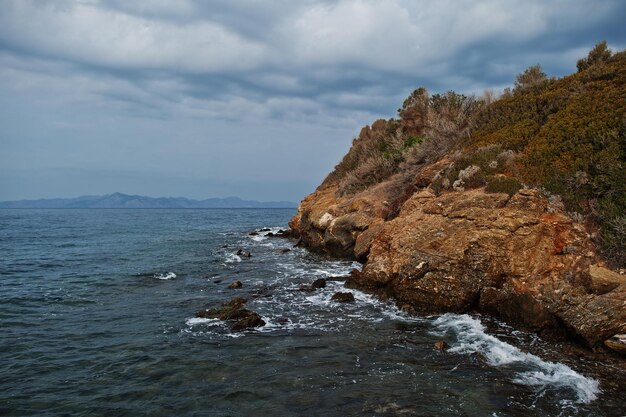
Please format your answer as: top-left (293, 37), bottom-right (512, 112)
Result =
top-left (0, 193), bottom-right (297, 209)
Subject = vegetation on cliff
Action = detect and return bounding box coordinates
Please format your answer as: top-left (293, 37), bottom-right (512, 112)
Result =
top-left (320, 42), bottom-right (625, 267)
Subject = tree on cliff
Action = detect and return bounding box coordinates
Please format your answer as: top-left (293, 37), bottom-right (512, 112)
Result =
top-left (513, 64), bottom-right (548, 92)
top-left (577, 41), bottom-right (612, 72)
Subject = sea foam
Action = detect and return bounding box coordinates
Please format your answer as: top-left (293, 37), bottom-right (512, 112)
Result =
top-left (433, 314), bottom-right (600, 403)
top-left (154, 272), bottom-right (176, 280)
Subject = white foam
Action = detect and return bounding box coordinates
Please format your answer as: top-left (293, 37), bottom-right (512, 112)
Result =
top-left (248, 226), bottom-right (286, 241)
top-left (432, 314), bottom-right (600, 403)
top-left (154, 272), bottom-right (176, 280)
top-left (185, 317), bottom-right (221, 326)
top-left (224, 253), bottom-right (241, 263)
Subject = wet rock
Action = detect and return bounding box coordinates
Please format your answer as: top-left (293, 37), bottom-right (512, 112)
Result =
top-left (236, 249), bottom-right (243, 256)
top-left (326, 275), bottom-right (350, 282)
top-left (604, 334), bottom-right (626, 355)
top-left (266, 232), bottom-right (275, 237)
top-left (275, 229), bottom-right (292, 238)
top-left (278, 248), bottom-right (291, 254)
top-left (331, 292), bottom-right (355, 302)
top-left (251, 286), bottom-right (272, 298)
top-left (299, 278), bottom-right (327, 292)
top-left (228, 280), bottom-right (243, 289)
top-left (231, 312), bottom-right (265, 331)
top-left (311, 278), bottom-right (326, 289)
top-left (434, 340), bottom-right (449, 351)
top-left (259, 228), bottom-right (271, 232)
top-left (195, 297), bottom-right (265, 331)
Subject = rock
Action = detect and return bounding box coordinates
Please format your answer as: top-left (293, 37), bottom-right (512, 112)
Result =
top-left (248, 231), bottom-right (259, 236)
top-left (311, 278), bottom-right (326, 289)
top-left (236, 249), bottom-right (243, 256)
top-left (228, 280), bottom-right (243, 289)
top-left (231, 312), bottom-right (265, 331)
top-left (299, 278), bottom-right (326, 292)
top-left (259, 228), bottom-right (271, 232)
top-left (604, 334), bottom-right (626, 355)
top-left (434, 340), bottom-right (449, 351)
top-left (251, 287), bottom-right (272, 298)
top-left (276, 229), bottom-right (292, 238)
top-left (194, 297), bottom-right (265, 331)
top-left (331, 292), bottom-right (355, 302)
top-left (277, 248), bottom-right (291, 254)
top-left (589, 264), bottom-right (624, 295)
top-left (293, 179), bottom-right (626, 347)
top-left (195, 297), bottom-right (247, 319)
top-left (266, 232), bottom-right (275, 237)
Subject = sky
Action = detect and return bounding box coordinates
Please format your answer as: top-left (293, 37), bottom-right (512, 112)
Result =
top-left (1, 1), bottom-right (625, 202)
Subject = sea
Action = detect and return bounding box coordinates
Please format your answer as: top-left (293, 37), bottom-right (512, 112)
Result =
top-left (1, 209), bottom-right (624, 416)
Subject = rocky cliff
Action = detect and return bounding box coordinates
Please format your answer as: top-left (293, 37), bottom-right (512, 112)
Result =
top-left (290, 44), bottom-right (626, 354)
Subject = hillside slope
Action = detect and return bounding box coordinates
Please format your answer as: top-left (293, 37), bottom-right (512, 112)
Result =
top-left (290, 43), bottom-right (626, 354)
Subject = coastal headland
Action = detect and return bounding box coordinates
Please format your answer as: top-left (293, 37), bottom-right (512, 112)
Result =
top-left (290, 43), bottom-right (626, 356)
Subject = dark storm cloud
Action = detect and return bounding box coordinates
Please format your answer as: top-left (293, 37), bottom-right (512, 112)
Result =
top-left (0, 0), bottom-right (625, 201)
top-left (2, 0), bottom-right (624, 121)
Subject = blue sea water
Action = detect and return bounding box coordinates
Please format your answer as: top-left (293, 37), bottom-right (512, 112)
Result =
top-left (0, 209), bottom-right (624, 416)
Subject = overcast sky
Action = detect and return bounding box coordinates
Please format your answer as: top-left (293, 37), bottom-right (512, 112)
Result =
top-left (1, 0), bottom-right (624, 202)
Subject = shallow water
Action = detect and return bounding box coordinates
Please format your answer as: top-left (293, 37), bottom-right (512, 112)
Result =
top-left (0, 209), bottom-right (624, 416)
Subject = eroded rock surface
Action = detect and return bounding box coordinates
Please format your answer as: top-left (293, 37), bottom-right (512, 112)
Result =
top-left (292, 164), bottom-right (626, 350)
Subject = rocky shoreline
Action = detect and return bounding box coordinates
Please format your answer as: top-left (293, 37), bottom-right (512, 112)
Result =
top-left (289, 168), bottom-right (626, 358)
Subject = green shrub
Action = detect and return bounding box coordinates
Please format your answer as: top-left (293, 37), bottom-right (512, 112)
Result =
top-left (485, 176), bottom-right (523, 196)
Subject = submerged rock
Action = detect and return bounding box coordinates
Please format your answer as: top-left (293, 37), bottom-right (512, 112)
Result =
top-left (331, 292), bottom-right (355, 303)
top-left (228, 280), bottom-right (242, 289)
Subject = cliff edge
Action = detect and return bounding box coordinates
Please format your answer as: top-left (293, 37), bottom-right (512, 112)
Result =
top-left (290, 43), bottom-right (626, 354)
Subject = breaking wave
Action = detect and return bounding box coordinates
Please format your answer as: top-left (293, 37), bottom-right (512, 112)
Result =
top-left (432, 313), bottom-right (600, 403)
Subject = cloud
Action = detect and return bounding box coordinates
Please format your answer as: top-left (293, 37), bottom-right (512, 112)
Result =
top-left (0, 0), bottom-right (625, 200)
top-left (2, 0), bottom-right (625, 123)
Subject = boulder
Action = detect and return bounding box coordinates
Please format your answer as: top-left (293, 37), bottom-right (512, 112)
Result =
top-left (604, 334), bottom-right (626, 355)
top-left (589, 265), bottom-right (624, 295)
top-left (311, 278), bottom-right (327, 289)
top-left (298, 278), bottom-right (327, 292)
top-left (195, 297), bottom-right (265, 331)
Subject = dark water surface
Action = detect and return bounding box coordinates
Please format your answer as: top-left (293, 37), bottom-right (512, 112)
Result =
top-left (1, 209), bottom-right (624, 416)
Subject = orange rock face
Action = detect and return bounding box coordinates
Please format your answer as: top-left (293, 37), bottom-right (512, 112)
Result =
top-left (291, 167), bottom-right (626, 351)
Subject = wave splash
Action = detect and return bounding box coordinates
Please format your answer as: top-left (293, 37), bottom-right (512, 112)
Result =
top-left (154, 272), bottom-right (177, 280)
top-left (433, 313), bottom-right (600, 404)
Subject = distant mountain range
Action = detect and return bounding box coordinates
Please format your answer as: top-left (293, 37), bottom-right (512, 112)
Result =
top-left (0, 193), bottom-right (297, 209)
